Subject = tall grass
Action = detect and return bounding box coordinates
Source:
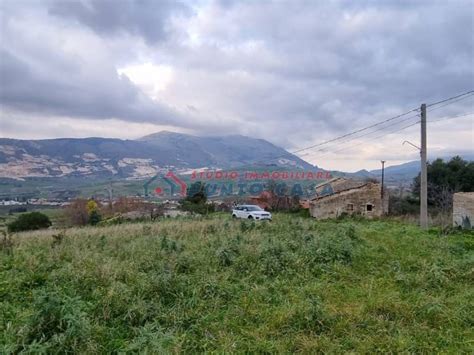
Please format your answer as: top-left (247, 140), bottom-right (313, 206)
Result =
top-left (1, 214), bottom-right (473, 353)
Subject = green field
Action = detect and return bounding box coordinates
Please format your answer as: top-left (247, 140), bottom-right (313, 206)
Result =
top-left (1, 215), bottom-right (473, 353)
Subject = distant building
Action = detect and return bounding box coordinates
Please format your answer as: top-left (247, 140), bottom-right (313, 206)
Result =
top-left (0, 200), bottom-right (25, 206)
top-left (249, 191), bottom-right (274, 210)
top-left (453, 192), bottom-right (474, 229)
top-left (309, 178), bottom-right (388, 219)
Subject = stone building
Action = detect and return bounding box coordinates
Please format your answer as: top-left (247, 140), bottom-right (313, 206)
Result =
top-left (309, 179), bottom-right (388, 219)
top-left (453, 192), bottom-right (474, 229)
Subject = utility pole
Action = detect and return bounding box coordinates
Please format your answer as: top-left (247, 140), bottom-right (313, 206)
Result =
top-left (106, 181), bottom-right (113, 209)
top-left (380, 160), bottom-right (385, 214)
top-left (420, 103), bottom-right (428, 229)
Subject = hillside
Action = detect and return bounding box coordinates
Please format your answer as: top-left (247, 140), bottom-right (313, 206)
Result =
top-left (0, 132), bottom-right (314, 180)
top-left (1, 215), bottom-right (472, 353)
top-left (367, 154), bottom-right (474, 183)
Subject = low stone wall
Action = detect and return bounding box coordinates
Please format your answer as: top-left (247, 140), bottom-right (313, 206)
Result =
top-left (453, 192), bottom-right (474, 229)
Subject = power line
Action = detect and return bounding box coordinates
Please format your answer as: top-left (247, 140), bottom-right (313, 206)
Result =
top-left (426, 90), bottom-right (474, 108)
top-left (291, 108), bottom-right (419, 154)
top-left (429, 112), bottom-right (474, 123)
top-left (291, 90), bottom-right (474, 156)
top-left (427, 92), bottom-right (474, 112)
top-left (299, 112), bottom-right (420, 157)
top-left (304, 120), bottom-right (420, 160)
top-left (303, 111), bottom-right (473, 161)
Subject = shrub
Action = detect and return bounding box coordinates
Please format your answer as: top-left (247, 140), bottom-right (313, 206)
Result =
top-left (389, 195), bottom-right (419, 215)
top-left (305, 233), bottom-right (354, 266)
top-left (180, 200), bottom-right (215, 215)
top-left (63, 198), bottom-right (89, 226)
top-left (88, 210), bottom-right (102, 225)
top-left (287, 297), bottom-right (330, 334)
top-left (216, 245), bottom-right (240, 267)
top-left (8, 206), bottom-right (27, 214)
top-left (20, 290), bottom-right (92, 353)
top-left (186, 181), bottom-right (208, 204)
top-left (7, 212), bottom-right (52, 233)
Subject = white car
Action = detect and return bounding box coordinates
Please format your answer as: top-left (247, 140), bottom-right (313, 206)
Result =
top-left (232, 205), bottom-right (272, 220)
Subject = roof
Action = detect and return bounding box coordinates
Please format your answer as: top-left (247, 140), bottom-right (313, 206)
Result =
top-left (314, 176), bottom-right (345, 189)
top-left (310, 182), bottom-right (378, 202)
top-left (310, 177), bottom-right (369, 201)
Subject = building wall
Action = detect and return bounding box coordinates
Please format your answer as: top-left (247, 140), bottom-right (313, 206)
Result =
top-left (453, 192), bottom-right (474, 229)
top-left (310, 183), bottom-right (388, 219)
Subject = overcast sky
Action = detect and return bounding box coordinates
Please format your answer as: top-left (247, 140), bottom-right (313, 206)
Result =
top-left (0, 0), bottom-right (473, 171)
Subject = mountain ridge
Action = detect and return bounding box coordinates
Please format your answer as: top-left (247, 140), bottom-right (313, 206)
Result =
top-left (0, 131), bottom-right (315, 180)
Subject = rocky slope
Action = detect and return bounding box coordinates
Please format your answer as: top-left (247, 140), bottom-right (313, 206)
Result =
top-left (0, 131), bottom-right (315, 180)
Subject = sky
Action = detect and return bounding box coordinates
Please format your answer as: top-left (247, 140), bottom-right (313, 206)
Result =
top-left (0, 0), bottom-right (473, 172)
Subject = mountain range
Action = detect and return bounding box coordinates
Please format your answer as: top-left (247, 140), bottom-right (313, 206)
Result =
top-left (0, 131), bottom-right (314, 180)
top-left (1, 131), bottom-right (470, 185)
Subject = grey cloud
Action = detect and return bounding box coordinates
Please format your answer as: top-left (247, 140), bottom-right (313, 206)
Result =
top-left (48, 0), bottom-right (191, 44)
top-left (157, 0), bottom-right (473, 145)
top-left (0, 0), bottom-right (473, 162)
top-left (0, 47), bottom-right (184, 125)
top-left (0, 2), bottom-right (200, 129)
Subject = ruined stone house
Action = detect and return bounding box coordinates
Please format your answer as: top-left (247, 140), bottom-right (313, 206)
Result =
top-left (309, 178), bottom-right (388, 219)
top-left (453, 192), bottom-right (474, 229)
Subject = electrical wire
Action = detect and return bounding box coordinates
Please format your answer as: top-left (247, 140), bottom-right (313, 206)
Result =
top-left (298, 112), bottom-right (421, 157)
top-left (426, 90), bottom-right (474, 108)
top-left (303, 111), bottom-right (473, 161)
top-left (291, 108), bottom-right (418, 154)
top-left (429, 112), bottom-right (474, 123)
top-left (290, 90), bottom-right (474, 157)
top-left (427, 92), bottom-right (474, 112)
top-left (303, 120), bottom-right (421, 160)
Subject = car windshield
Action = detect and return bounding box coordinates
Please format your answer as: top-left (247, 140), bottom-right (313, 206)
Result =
top-left (246, 206), bottom-right (263, 211)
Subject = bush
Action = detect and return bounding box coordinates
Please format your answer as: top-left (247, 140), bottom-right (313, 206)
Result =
top-left (180, 200), bottom-right (215, 215)
top-left (88, 210), bottom-right (102, 225)
top-left (305, 233), bottom-right (354, 266)
top-left (8, 206), bottom-right (27, 214)
top-left (63, 199), bottom-right (89, 226)
top-left (7, 212), bottom-right (52, 233)
top-left (389, 195), bottom-right (419, 215)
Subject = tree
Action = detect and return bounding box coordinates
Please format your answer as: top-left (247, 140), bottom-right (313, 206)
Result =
top-left (7, 212), bottom-right (52, 233)
top-left (86, 199), bottom-right (101, 225)
top-left (86, 200), bottom-right (98, 215)
top-left (412, 156), bottom-right (474, 209)
top-left (64, 199), bottom-right (89, 226)
top-left (186, 181), bottom-right (207, 204)
top-left (181, 181), bottom-right (215, 214)
top-left (88, 210), bottom-right (101, 225)
top-left (64, 198), bottom-right (103, 226)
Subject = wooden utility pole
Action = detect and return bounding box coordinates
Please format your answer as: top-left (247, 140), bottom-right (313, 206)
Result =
top-left (420, 104), bottom-right (428, 228)
top-left (106, 181), bottom-right (113, 209)
top-left (381, 160), bottom-right (386, 214)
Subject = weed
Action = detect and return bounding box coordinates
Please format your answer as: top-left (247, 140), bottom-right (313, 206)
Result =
top-left (51, 231), bottom-right (65, 248)
top-left (1, 215), bottom-right (472, 353)
top-left (142, 225), bottom-right (152, 236)
top-left (239, 220), bottom-right (255, 232)
top-left (0, 230), bottom-right (13, 255)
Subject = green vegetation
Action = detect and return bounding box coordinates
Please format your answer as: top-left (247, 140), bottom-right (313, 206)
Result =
top-left (180, 181), bottom-right (216, 215)
top-left (413, 156), bottom-right (474, 207)
top-left (1, 215), bottom-right (473, 353)
top-left (6, 212), bottom-right (52, 233)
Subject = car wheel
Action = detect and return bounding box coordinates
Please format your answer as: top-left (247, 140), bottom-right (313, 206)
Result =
top-left (232, 214), bottom-right (237, 218)
top-left (248, 215), bottom-right (253, 219)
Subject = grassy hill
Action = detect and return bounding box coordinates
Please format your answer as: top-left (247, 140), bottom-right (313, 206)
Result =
top-left (1, 215), bottom-right (473, 352)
